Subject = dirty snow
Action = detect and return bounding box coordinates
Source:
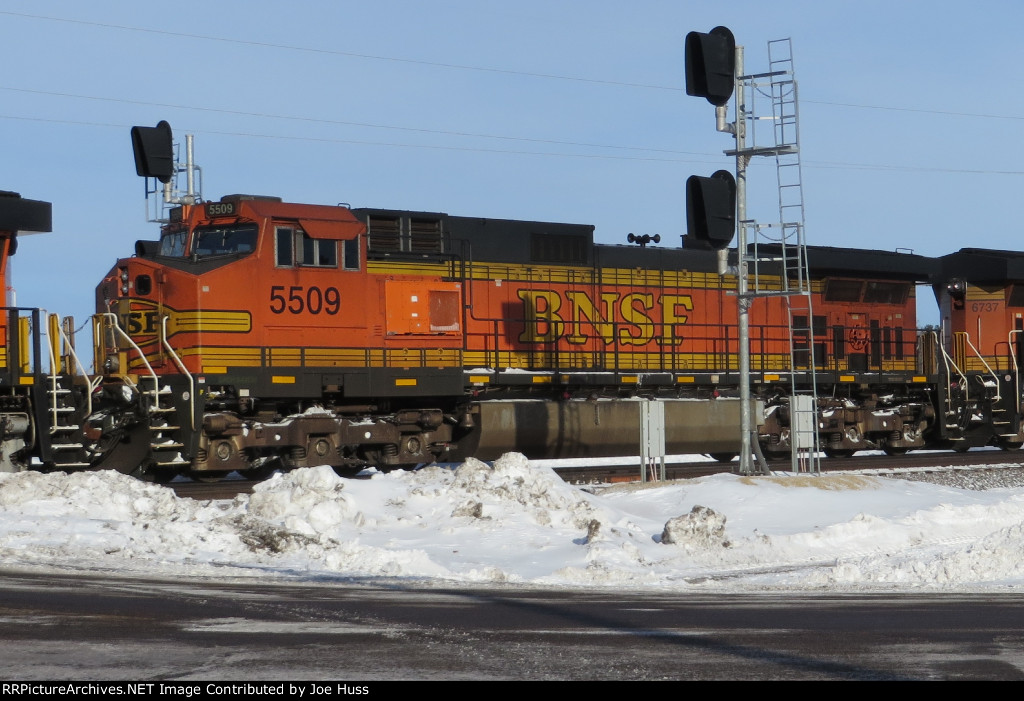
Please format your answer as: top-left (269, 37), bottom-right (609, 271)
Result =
top-left (2, 453), bottom-right (1024, 591)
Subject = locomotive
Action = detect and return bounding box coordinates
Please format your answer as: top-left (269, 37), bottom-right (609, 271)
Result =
top-left (4, 128), bottom-right (1024, 480)
top-left (0, 192), bottom-right (98, 473)
top-left (89, 186), bottom-right (1018, 481)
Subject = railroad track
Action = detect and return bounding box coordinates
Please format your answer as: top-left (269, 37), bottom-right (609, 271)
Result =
top-left (168, 448), bottom-right (1024, 500)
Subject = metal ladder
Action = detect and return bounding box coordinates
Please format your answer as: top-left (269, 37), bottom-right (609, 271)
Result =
top-left (747, 39), bottom-right (821, 473)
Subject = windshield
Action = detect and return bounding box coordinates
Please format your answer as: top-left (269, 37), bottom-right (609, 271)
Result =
top-left (158, 227), bottom-right (187, 257)
top-left (191, 224), bottom-right (258, 258)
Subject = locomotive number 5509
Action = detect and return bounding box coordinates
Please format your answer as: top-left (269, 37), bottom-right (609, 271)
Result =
top-left (269, 285), bottom-right (341, 315)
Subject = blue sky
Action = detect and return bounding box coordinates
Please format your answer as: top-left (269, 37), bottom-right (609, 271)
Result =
top-left (2, 1), bottom-right (1022, 333)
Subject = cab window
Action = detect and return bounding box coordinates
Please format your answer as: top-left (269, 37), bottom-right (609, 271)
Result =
top-left (192, 224), bottom-right (258, 258)
top-left (158, 228), bottom-right (187, 257)
top-left (276, 226), bottom-right (354, 269)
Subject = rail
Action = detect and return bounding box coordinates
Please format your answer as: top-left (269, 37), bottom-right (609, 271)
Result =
top-left (41, 312), bottom-right (101, 429)
top-left (959, 332), bottom-right (1001, 401)
top-left (160, 315), bottom-right (195, 430)
top-left (933, 330), bottom-right (969, 421)
top-left (464, 318), bottom-right (918, 376)
top-left (97, 312), bottom-right (159, 400)
top-left (1010, 329), bottom-right (1023, 417)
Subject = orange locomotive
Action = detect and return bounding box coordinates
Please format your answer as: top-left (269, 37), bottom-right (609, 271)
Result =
top-left (0, 192), bottom-right (96, 473)
top-left (82, 122), bottom-right (1024, 481)
top-left (929, 249), bottom-right (1024, 452)
top-left (94, 185), bottom-right (939, 480)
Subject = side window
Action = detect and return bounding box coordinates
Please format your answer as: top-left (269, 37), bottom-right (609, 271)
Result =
top-left (343, 237), bottom-right (360, 271)
top-left (276, 227), bottom-right (293, 267)
top-left (301, 236), bottom-right (337, 267)
top-left (276, 225), bottom-right (345, 269)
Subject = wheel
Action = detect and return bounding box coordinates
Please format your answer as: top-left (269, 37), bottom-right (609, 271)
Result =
top-left (998, 440), bottom-right (1023, 452)
top-left (132, 465), bottom-right (181, 484)
top-left (708, 452), bottom-right (738, 463)
top-left (882, 446), bottom-right (908, 457)
top-left (240, 459), bottom-right (279, 481)
top-left (823, 448), bottom-right (853, 459)
top-left (952, 443), bottom-right (971, 453)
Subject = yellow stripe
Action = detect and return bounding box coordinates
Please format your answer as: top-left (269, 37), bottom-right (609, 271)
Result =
top-left (18, 376), bottom-right (33, 385)
top-left (394, 378), bottom-right (417, 386)
top-left (621, 376), bottom-right (638, 384)
top-left (676, 376), bottom-right (695, 383)
top-left (171, 310), bottom-right (252, 334)
top-left (366, 259), bottom-right (783, 291)
top-left (839, 375), bottom-right (855, 382)
top-left (468, 375), bottom-right (490, 383)
top-left (271, 375), bottom-right (296, 384)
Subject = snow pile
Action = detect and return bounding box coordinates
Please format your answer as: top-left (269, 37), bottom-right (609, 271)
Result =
top-left (3, 454), bottom-right (1024, 590)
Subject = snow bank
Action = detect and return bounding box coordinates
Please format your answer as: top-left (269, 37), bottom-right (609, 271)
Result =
top-left (2, 456), bottom-right (1024, 591)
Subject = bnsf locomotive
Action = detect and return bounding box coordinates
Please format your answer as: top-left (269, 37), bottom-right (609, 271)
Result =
top-left (4, 140), bottom-right (1024, 479)
top-left (84, 185), bottom-right (1017, 481)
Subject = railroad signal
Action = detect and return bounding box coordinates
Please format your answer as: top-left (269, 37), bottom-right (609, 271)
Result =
top-left (0, 191), bottom-right (52, 234)
top-left (686, 170), bottom-right (736, 250)
top-left (684, 26), bottom-right (736, 107)
top-left (131, 121), bottom-right (174, 183)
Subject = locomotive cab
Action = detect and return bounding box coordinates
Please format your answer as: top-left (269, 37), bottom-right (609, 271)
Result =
top-left (932, 248), bottom-right (1024, 451)
top-left (97, 195), bottom-right (467, 479)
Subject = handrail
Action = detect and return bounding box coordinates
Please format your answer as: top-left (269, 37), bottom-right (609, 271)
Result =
top-left (160, 316), bottom-right (195, 431)
top-left (40, 312), bottom-right (100, 430)
top-left (934, 330), bottom-right (969, 421)
top-left (959, 332), bottom-right (1001, 401)
top-left (97, 312), bottom-right (159, 400)
top-left (1010, 329), bottom-right (1023, 416)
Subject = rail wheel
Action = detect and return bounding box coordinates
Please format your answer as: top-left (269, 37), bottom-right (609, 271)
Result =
top-left (823, 448), bottom-right (853, 458)
top-left (132, 463), bottom-right (181, 484)
top-left (998, 439), bottom-right (1023, 452)
top-left (240, 458), bottom-right (279, 481)
top-left (882, 446), bottom-right (909, 456)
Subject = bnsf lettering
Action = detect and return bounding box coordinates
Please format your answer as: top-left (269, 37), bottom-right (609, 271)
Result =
top-left (518, 289), bottom-right (693, 345)
top-left (269, 285), bottom-right (341, 315)
top-left (120, 311), bottom-right (161, 335)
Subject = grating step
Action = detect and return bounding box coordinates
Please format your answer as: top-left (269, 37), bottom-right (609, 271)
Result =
top-left (152, 443), bottom-right (185, 451)
top-left (50, 443), bottom-right (83, 450)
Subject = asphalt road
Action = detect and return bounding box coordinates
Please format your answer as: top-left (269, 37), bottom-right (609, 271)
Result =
top-left (2, 570), bottom-right (1024, 680)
